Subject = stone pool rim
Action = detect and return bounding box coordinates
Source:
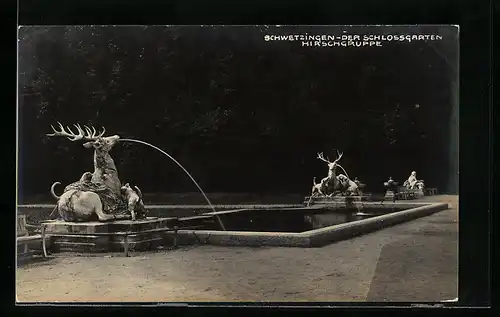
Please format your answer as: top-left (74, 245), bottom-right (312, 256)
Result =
top-left (175, 202), bottom-right (450, 248)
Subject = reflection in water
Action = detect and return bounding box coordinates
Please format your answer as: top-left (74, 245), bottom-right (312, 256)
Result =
top-left (206, 209), bottom-right (392, 233)
top-left (218, 208), bottom-right (404, 232)
top-left (304, 212), bottom-right (363, 229)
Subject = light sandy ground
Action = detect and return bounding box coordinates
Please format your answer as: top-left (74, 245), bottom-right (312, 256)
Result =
top-left (16, 195), bottom-right (458, 303)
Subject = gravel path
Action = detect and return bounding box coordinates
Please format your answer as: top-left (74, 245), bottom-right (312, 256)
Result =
top-left (16, 195), bottom-right (458, 302)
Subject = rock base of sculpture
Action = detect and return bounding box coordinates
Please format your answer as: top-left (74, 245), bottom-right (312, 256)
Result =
top-left (42, 217), bottom-right (176, 254)
top-left (304, 195), bottom-right (370, 206)
top-left (424, 188), bottom-right (438, 196)
top-left (396, 188), bottom-right (425, 200)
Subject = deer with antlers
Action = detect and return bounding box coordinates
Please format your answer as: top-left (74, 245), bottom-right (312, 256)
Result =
top-left (47, 122), bottom-right (122, 192)
top-left (47, 122), bottom-right (130, 222)
top-left (316, 150), bottom-right (350, 196)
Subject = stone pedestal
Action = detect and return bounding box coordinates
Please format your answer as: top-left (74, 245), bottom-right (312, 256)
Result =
top-left (415, 189), bottom-right (425, 198)
top-left (385, 191), bottom-right (396, 200)
top-left (42, 217), bottom-right (177, 254)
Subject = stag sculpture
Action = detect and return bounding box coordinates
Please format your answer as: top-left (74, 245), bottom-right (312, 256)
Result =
top-left (47, 123), bottom-right (131, 222)
top-left (48, 122), bottom-right (122, 193)
top-left (316, 150), bottom-right (346, 195)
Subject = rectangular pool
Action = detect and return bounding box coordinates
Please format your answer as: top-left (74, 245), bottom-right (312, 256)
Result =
top-left (174, 203), bottom-right (450, 247)
top-left (201, 207), bottom-right (406, 233)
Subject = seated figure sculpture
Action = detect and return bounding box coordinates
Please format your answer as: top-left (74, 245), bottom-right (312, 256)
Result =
top-left (405, 171), bottom-right (418, 189)
top-left (403, 171), bottom-right (425, 190)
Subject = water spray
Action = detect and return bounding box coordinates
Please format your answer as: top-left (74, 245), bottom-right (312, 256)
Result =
top-left (119, 138), bottom-right (226, 231)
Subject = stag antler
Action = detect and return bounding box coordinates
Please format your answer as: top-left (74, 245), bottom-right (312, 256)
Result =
top-left (317, 152), bottom-right (332, 163)
top-left (330, 150), bottom-right (350, 180)
top-left (46, 122), bottom-right (106, 141)
top-left (333, 150), bottom-right (343, 163)
top-left (82, 124), bottom-right (106, 139)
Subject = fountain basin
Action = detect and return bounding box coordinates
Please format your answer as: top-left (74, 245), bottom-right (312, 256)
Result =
top-left (21, 202), bottom-right (449, 254)
top-left (176, 202), bottom-right (449, 248)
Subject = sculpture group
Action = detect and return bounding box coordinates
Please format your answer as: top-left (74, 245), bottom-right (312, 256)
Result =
top-left (48, 123), bottom-right (147, 222)
top-left (402, 171), bottom-right (425, 190)
top-left (310, 149), bottom-right (426, 199)
top-left (46, 122), bottom-right (428, 222)
top-left (310, 150), bottom-right (365, 198)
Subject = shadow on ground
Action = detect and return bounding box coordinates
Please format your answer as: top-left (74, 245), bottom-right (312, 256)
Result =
top-left (366, 225), bottom-right (458, 302)
top-left (17, 256), bottom-right (54, 268)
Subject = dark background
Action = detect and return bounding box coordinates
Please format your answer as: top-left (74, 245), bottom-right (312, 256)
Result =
top-left (18, 25), bottom-right (459, 200)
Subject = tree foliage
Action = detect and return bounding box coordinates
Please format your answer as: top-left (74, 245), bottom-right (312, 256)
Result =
top-left (18, 26), bottom-right (457, 197)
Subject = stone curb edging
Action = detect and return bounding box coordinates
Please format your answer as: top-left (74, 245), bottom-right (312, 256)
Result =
top-left (306, 202), bottom-right (449, 247)
top-left (175, 203), bottom-right (449, 248)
